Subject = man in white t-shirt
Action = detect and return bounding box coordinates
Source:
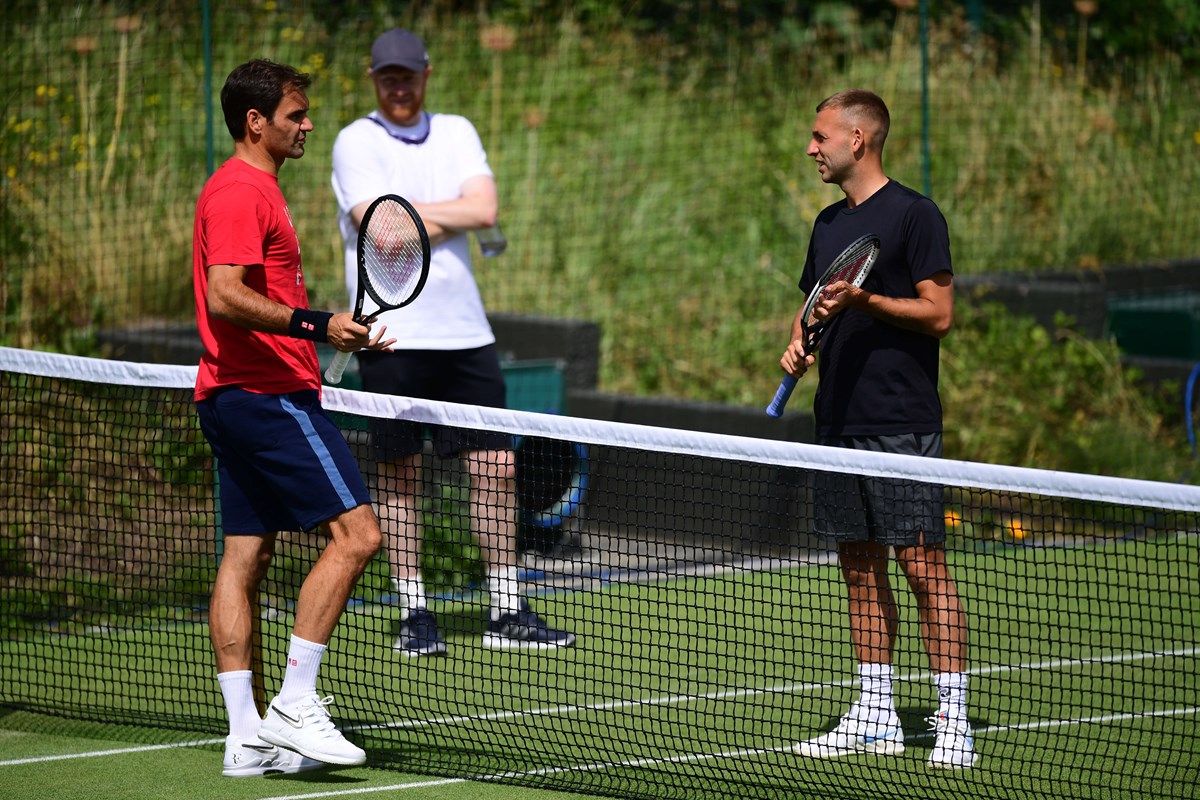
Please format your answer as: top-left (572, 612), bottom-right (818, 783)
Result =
top-left (331, 28), bottom-right (574, 656)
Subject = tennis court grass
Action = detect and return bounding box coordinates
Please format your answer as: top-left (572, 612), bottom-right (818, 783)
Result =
top-left (3, 535), bottom-right (1197, 799)
top-left (0, 710), bottom-right (595, 800)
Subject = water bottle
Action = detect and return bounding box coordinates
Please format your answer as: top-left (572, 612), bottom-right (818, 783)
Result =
top-left (477, 223), bottom-right (508, 258)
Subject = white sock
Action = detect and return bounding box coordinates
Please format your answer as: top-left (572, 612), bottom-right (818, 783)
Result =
top-left (217, 670), bottom-right (261, 740)
top-left (488, 566), bottom-right (521, 620)
top-left (934, 671), bottom-right (968, 718)
top-left (275, 635), bottom-right (326, 708)
top-left (392, 576), bottom-right (427, 619)
top-left (858, 662), bottom-right (896, 720)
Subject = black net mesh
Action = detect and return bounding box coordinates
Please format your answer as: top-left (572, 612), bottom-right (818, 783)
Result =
top-left (2, 349), bottom-right (1197, 799)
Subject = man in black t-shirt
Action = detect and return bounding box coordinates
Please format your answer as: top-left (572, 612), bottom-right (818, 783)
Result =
top-left (779, 89), bottom-right (978, 770)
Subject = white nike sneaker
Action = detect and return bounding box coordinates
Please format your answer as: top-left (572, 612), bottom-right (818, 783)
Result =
top-left (927, 713), bottom-right (980, 769)
top-left (258, 694), bottom-right (367, 766)
top-left (794, 708), bottom-right (905, 758)
top-left (221, 734), bottom-right (325, 777)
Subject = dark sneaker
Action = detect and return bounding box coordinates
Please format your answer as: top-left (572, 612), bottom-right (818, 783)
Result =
top-left (482, 599), bottom-right (576, 649)
top-left (393, 608), bottom-right (448, 657)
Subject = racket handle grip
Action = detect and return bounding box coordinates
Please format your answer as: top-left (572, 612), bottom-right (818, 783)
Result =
top-left (765, 374), bottom-right (798, 418)
top-left (324, 350), bottom-right (352, 385)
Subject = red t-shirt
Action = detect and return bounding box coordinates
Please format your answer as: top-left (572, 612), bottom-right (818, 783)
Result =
top-left (193, 158), bottom-right (320, 401)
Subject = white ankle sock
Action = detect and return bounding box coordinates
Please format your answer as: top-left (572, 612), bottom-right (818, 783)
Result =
top-left (934, 671), bottom-right (968, 718)
top-left (488, 566), bottom-right (521, 620)
top-left (275, 635), bottom-right (326, 708)
top-left (858, 662), bottom-right (896, 720)
top-left (218, 670), bottom-right (261, 740)
top-left (392, 576), bottom-right (427, 619)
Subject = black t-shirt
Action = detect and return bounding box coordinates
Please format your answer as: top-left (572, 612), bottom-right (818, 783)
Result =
top-left (798, 179), bottom-right (952, 437)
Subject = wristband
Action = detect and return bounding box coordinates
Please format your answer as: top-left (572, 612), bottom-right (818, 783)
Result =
top-left (288, 308), bottom-right (333, 343)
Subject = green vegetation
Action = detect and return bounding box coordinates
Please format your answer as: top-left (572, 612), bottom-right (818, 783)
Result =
top-left (944, 303), bottom-right (1190, 481)
top-left (0, 373), bottom-right (213, 637)
top-left (2, 3), bottom-right (1199, 479)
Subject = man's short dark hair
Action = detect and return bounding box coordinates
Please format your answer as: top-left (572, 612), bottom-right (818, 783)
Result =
top-left (817, 89), bottom-right (891, 151)
top-left (220, 59), bottom-right (311, 140)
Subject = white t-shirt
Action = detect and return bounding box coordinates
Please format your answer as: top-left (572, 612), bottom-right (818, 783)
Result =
top-left (331, 111), bottom-right (495, 350)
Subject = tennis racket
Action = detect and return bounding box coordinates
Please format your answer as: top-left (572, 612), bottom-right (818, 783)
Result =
top-left (766, 233), bottom-right (881, 417)
top-left (325, 194), bottom-right (430, 385)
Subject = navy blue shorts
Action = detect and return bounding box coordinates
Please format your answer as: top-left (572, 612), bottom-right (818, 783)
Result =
top-left (811, 433), bottom-right (946, 547)
top-left (356, 344), bottom-right (513, 460)
top-left (197, 388), bottom-right (372, 535)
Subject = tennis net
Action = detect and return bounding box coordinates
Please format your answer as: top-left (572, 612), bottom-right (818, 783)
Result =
top-left (1, 346), bottom-right (1197, 800)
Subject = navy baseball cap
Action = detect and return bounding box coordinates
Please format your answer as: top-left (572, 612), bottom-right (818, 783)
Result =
top-left (370, 29), bottom-right (429, 72)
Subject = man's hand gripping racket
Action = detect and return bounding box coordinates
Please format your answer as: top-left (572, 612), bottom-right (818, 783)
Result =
top-left (325, 194), bottom-right (431, 385)
top-left (766, 233), bottom-right (880, 417)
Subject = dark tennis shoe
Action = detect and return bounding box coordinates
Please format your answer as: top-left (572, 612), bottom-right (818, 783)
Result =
top-left (483, 599), bottom-right (576, 649)
top-left (393, 608), bottom-right (448, 657)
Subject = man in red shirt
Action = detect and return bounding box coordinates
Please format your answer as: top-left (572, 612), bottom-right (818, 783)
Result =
top-left (193, 59), bottom-right (392, 777)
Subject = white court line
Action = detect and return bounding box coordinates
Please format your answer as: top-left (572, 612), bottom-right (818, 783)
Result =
top-left (259, 778), bottom-right (472, 799)
top-left (0, 737), bottom-right (222, 766)
top-left (2, 646), bottom-right (1194, 771)
top-left (355, 645), bottom-right (1200, 733)
top-left (256, 706), bottom-right (1200, 800)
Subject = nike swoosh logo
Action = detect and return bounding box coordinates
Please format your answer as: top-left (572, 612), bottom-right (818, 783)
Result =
top-left (243, 743), bottom-right (276, 754)
top-left (271, 705), bottom-right (305, 729)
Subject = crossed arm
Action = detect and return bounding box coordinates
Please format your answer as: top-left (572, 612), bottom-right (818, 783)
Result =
top-left (346, 174), bottom-right (498, 244)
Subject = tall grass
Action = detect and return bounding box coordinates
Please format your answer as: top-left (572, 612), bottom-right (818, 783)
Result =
top-left (3, 8), bottom-right (201, 346)
top-left (2, 3), bottom-right (1198, 475)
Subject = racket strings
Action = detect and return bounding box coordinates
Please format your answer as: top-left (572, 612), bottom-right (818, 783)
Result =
top-left (362, 204), bottom-right (425, 306)
top-left (829, 245), bottom-right (877, 287)
top-left (805, 240), bottom-right (880, 332)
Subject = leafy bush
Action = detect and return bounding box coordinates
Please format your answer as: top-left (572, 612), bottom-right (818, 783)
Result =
top-left (942, 302), bottom-right (1190, 481)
